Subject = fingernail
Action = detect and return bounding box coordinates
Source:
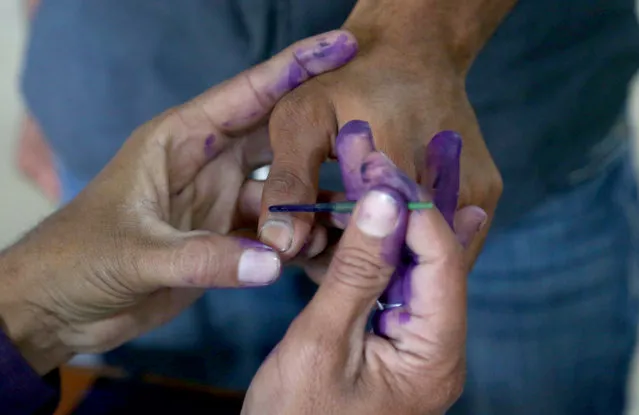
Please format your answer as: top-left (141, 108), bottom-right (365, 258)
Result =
top-left (331, 212), bottom-right (349, 229)
top-left (238, 248), bottom-right (281, 285)
top-left (456, 206), bottom-right (488, 248)
top-left (356, 190), bottom-right (400, 237)
top-left (471, 206), bottom-right (488, 232)
top-left (294, 32), bottom-right (358, 75)
top-left (259, 220), bottom-right (293, 252)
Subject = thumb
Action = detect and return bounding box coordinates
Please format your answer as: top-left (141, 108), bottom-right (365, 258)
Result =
top-left (304, 186), bottom-right (408, 337)
top-left (133, 230), bottom-right (282, 290)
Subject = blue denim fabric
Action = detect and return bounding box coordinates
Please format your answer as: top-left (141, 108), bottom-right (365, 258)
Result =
top-left (450, 149), bottom-right (639, 414)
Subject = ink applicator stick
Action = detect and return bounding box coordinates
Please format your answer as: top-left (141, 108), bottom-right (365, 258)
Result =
top-left (268, 201), bottom-right (434, 214)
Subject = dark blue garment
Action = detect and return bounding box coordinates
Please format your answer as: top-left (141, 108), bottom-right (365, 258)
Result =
top-left (0, 329), bottom-right (60, 414)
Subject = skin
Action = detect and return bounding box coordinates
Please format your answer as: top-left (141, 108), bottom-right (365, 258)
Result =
top-left (301, 123), bottom-right (486, 287)
top-left (4, 26), bottom-right (486, 414)
top-left (243, 182), bottom-right (484, 415)
top-left (0, 30), bottom-right (357, 376)
top-left (259, 0), bottom-right (518, 265)
top-left (424, 131), bottom-right (463, 228)
top-left (327, 121), bottom-right (486, 332)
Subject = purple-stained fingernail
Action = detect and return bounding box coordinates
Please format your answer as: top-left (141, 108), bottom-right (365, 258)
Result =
top-left (331, 212), bottom-right (350, 229)
top-left (360, 152), bottom-right (421, 202)
top-left (336, 120), bottom-right (375, 201)
top-left (424, 131), bottom-right (462, 229)
top-left (236, 238), bottom-right (281, 286)
top-left (238, 238), bottom-right (274, 250)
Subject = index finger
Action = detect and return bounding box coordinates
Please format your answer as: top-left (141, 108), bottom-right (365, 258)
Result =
top-left (164, 30), bottom-right (358, 197)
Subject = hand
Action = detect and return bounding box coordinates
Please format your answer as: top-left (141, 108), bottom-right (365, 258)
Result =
top-left (0, 30), bottom-right (357, 375)
top-left (300, 121), bottom-right (487, 288)
top-left (258, 26), bottom-right (502, 264)
top-left (243, 164), bottom-right (486, 415)
top-left (16, 114), bottom-right (60, 202)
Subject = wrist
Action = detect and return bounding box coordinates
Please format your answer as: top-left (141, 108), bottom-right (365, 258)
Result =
top-left (344, 0), bottom-right (516, 74)
top-left (0, 246), bottom-right (72, 375)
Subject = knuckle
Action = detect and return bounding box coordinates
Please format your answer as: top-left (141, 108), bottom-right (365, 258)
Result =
top-left (170, 238), bottom-right (222, 286)
top-left (426, 368), bottom-right (466, 411)
top-left (266, 168), bottom-right (312, 200)
top-left (270, 91), bottom-right (308, 132)
top-left (486, 165), bottom-right (504, 201)
top-left (329, 246), bottom-right (392, 290)
top-left (269, 85), bottom-right (332, 142)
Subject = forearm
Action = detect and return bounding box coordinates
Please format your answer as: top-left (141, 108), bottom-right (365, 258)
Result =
top-left (0, 241), bottom-right (71, 376)
top-left (344, 0), bottom-right (518, 73)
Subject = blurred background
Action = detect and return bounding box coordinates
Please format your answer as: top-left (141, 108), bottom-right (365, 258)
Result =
top-left (0, 1), bottom-right (54, 247)
top-left (3, 1), bottom-right (639, 413)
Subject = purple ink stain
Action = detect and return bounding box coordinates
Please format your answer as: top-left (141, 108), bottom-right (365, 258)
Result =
top-left (238, 237), bottom-right (275, 252)
top-left (372, 311), bottom-right (388, 337)
top-left (204, 134), bottom-right (217, 159)
top-left (330, 123), bottom-right (463, 335)
top-left (373, 132), bottom-right (463, 332)
top-left (358, 156), bottom-right (416, 322)
top-left (273, 32), bottom-right (358, 95)
top-left (360, 152), bottom-right (420, 202)
top-left (295, 33), bottom-right (358, 76)
top-left (424, 131), bottom-right (462, 228)
top-left (332, 120), bottom-right (375, 229)
top-left (398, 311), bottom-right (411, 325)
top-left (336, 120), bottom-right (375, 201)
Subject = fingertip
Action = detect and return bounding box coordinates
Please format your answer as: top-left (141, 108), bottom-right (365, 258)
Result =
top-left (354, 186), bottom-right (408, 266)
top-left (423, 131), bottom-right (462, 228)
top-left (453, 206), bottom-right (488, 249)
top-left (258, 217), bottom-right (295, 253)
top-left (258, 213), bottom-right (314, 259)
top-left (237, 238), bottom-right (283, 286)
top-left (259, 161), bottom-right (323, 257)
top-left (292, 30), bottom-right (358, 77)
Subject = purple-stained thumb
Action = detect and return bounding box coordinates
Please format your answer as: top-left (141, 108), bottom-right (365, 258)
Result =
top-left (453, 206), bottom-right (488, 249)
